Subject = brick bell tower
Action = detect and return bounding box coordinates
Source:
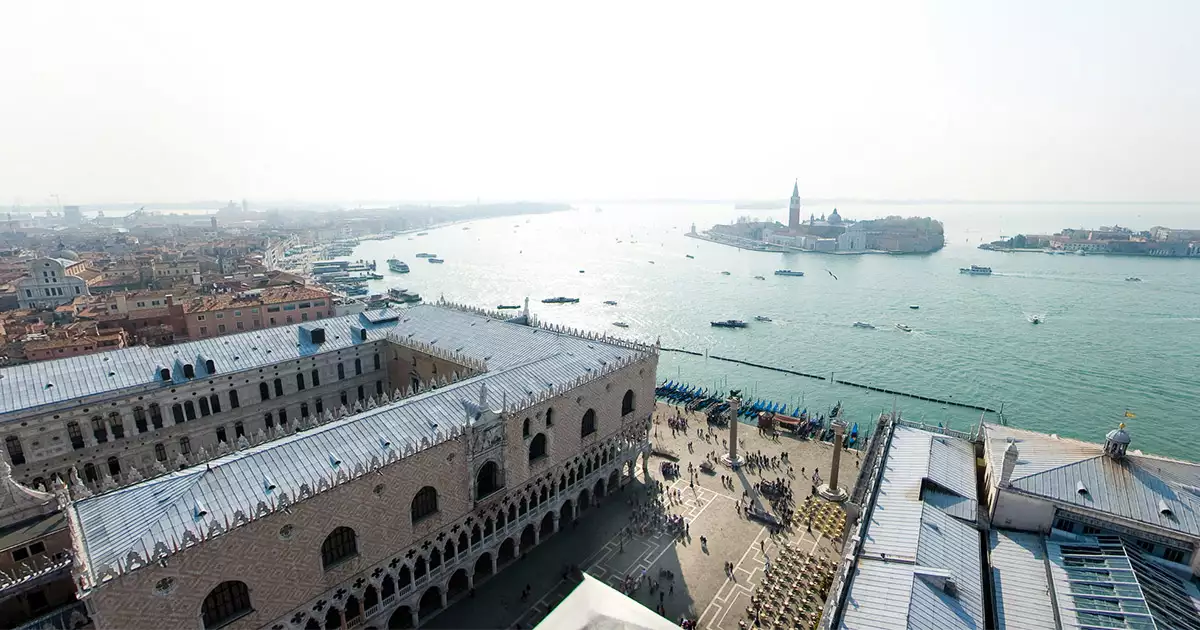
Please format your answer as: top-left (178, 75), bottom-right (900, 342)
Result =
top-left (788, 180), bottom-right (802, 230)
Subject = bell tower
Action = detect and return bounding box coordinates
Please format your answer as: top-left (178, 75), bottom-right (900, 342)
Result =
top-left (788, 180), bottom-right (802, 230)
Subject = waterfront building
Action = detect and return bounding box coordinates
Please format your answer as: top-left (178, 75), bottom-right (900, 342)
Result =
top-left (824, 418), bottom-right (1200, 629)
top-left (0, 303), bottom-right (657, 629)
top-left (181, 285), bottom-right (335, 339)
top-left (15, 258), bottom-right (91, 310)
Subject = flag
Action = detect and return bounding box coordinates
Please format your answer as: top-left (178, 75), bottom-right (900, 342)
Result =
top-left (1124, 410), bottom-right (1136, 419)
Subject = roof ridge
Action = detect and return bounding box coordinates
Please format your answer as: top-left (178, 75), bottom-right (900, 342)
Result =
top-left (1009, 453), bottom-right (1106, 483)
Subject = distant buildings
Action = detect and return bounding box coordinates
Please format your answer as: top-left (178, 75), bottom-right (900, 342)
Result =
top-left (986, 224), bottom-right (1200, 257)
top-left (15, 258), bottom-right (91, 309)
top-left (180, 285), bottom-right (335, 339)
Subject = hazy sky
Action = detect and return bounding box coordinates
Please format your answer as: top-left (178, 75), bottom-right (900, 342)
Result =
top-left (2, 1), bottom-right (1197, 204)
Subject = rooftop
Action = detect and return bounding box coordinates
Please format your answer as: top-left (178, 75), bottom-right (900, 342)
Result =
top-left (839, 425), bottom-right (985, 629)
top-left (64, 305), bottom-right (653, 584)
top-left (182, 285), bottom-right (331, 313)
top-left (984, 423), bottom-right (1200, 539)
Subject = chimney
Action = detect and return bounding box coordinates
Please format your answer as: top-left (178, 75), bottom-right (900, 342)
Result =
top-left (999, 440), bottom-right (1019, 487)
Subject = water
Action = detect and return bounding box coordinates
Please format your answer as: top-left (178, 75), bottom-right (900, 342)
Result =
top-left (342, 202), bottom-right (1200, 460)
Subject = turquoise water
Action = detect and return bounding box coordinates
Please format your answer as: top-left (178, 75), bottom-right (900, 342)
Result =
top-left (345, 202), bottom-right (1200, 460)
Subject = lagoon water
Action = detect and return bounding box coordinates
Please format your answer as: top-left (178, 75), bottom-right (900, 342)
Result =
top-left (344, 202), bottom-right (1200, 460)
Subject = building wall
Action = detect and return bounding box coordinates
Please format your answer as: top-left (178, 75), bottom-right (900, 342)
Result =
top-left (16, 259), bottom-right (90, 309)
top-left (184, 298), bottom-right (333, 339)
top-left (2, 339), bottom-right (393, 493)
top-left (991, 488), bottom-right (1056, 532)
top-left (81, 356), bottom-right (656, 630)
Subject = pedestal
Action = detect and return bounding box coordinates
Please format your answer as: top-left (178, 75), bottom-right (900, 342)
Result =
top-left (817, 483), bottom-right (848, 502)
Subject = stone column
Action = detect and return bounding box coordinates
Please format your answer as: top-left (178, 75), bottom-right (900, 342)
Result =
top-left (440, 590), bottom-right (448, 608)
top-left (818, 422), bottom-right (849, 502)
top-left (722, 396), bottom-right (742, 467)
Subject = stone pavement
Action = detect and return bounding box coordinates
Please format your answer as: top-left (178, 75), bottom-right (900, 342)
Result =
top-left (427, 402), bottom-right (860, 629)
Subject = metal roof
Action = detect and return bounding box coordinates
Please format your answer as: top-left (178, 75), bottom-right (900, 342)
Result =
top-left (1045, 536), bottom-right (1157, 629)
top-left (841, 425), bottom-right (984, 629)
top-left (989, 530), bottom-right (1056, 630)
top-left (67, 305), bottom-right (652, 584)
top-left (985, 424), bottom-right (1200, 539)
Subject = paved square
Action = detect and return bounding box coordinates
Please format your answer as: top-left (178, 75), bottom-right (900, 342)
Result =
top-left (426, 402), bottom-right (862, 629)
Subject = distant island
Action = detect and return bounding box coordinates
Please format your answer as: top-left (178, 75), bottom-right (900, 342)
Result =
top-left (981, 224), bottom-right (1200, 257)
top-left (689, 183), bottom-right (945, 254)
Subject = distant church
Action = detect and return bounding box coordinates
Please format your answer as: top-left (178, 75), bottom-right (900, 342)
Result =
top-left (788, 180), bottom-right (802, 230)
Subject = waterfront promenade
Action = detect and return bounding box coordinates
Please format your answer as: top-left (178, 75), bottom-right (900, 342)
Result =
top-left (427, 401), bottom-right (860, 629)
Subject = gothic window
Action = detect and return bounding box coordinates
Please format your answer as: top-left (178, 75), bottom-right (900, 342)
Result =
top-left (311, 369), bottom-right (320, 387)
top-left (107, 456), bottom-right (121, 476)
top-left (149, 403), bottom-right (164, 428)
top-left (522, 418), bottom-right (530, 438)
top-left (109, 413), bottom-right (125, 439)
top-left (91, 416), bottom-right (108, 443)
top-left (337, 363), bottom-right (345, 380)
top-left (133, 407), bottom-right (148, 433)
top-left (154, 443), bottom-right (167, 462)
top-left (4, 435), bottom-right (25, 466)
top-left (476, 461), bottom-right (502, 499)
top-left (228, 390), bottom-right (240, 409)
top-left (67, 421), bottom-right (85, 450)
top-left (529, 434), bottom-right (547, 462)
top-left (201, 580), bottom-right (251, 629)
top-left (259, 382), bottom-right (270, 402)
top-left (296, 373), bottom-right (306, 391)
top-left (411, 486), bottom-right (439, 522)
top-left (210, 394), bottom-right (222, 414)
top-left (581, 409), bottom-right (597, 437)
top-left (321, 527), bottom-right (358, 569)
top-left (199, 397), bottom-right (211, 417)
top-left (273, 378), bottom-right (283, 397)
top-left (355, 358), bottom-right (362, 375)
top-left (621, 390), bottom-right (635, 415)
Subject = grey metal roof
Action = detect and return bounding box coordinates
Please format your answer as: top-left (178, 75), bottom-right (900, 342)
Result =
top-left (908, 504), bottom-right (985, 629)
top-left (1045, 536), bottom-right (1157, 629)
top-left (989, 530), bottom-right (1056, 630)
top-left (67, 306), bottom-right (651, 583)
top-left (842, 425), bottom-right (984, 629)
top-left (985, 424), bottom-right (1200, 539)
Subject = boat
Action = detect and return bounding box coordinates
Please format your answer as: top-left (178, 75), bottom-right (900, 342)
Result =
top-left (753, 275), bottom-right (765, 280)
top-left (388, 288), bottom-right (422, 304)
top-left (721, 271), bottom-right (731, 276)
top-left (1029, 315), bottom-right (1042, 325)
top-left (428, 258), bottom-right (444, 264)
top-left (612, 322), bottom-right (629, 328)
top-left (895, 324), bottom-right (913, 332)
top-left (711, 320), bottom-right (748, 328)
top-left (497, 304), bottom-right (520, 310)
top-left (909, 305), bottom-right (920, 310)
top-left (415, 253), bottom-right (436, 258)
top-left (387, 259), bottom-right (410, 273)
top-left (852, 322), bottom-right (875, 329)
top-left (754, 316), bottom-right (772, 322)
top-left (542, 297), bottom-right (580, 304)
top-left (603, 300), bottom-right (618, 305)
top-left (648, 261), bottom-right (655, 264)
top-left (774, 270), bottom-right (805, 277)
top-left (579, 270), bottom-right (585, 273)
top-left (417, 232), bottom-right (428, 236)
top-left (686, 254), bottom-right (695, 259)
top-left (959, 265), bottom-right (993, 275)
top-left (1125, 277), bottom-right (1142, 282)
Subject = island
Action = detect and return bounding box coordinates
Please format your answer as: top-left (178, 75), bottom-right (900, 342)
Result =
top-left (981, 225), bottom-right (1200, 257)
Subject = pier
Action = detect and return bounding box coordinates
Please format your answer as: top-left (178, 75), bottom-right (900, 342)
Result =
top-left (659, 346), bottom-right (997, 414)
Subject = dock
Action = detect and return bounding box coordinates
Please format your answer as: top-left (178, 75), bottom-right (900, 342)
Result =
top-left (659, 346), bottom-right (997, 414)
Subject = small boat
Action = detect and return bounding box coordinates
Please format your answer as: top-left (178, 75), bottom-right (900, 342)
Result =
top-left (754, 316), bottom-right (772, 322)
top-left (1030, 316), bottom-right (1042, 325)
top-left (959, 265), bottom-right (993, 275)
top-left (711, 320), bottom-right (748, 328)
top-left (648, 260), bottom-right (655, 264)
top-left (909, 305), bottom-right (920, 310)
top-left (612, 322), bottom-right (629, 328)
top-left (579, 270), bottom-right (585, 273)
top-left (415, 253), bottom-right (436, 258)
top-left (852, 322), bottom-right (875, 329)
top-left (895, 324), bottom-right (913, 332)
top-left (1125, 277), bottom-right (1142, 282)
top-left (542, 297), bottom-right (580, 304)
top-left (386, 259), bottom-right (409, 273)
top-left (427, 258), bottom-right (445, 264)
top-left (720, 271), bottom-right (731, 276)
top-left (603, 300), bottom-right (618, 305)
top-left (753, 275), bottom-right (765, 280)
top-left (417, 232), bottom-right (428, 236)
top-left (774, 270), bottom-right (805, 277)
top-left (497, 305), bottom-right (521, 310)
top-left (686, 254), bottom-right (695, 259)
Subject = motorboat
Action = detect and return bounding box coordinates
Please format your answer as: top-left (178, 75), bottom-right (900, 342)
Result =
top-left (427, 258), bottom-right (445, 264)
top-left (542, 297), bottom-right (580, 304)
top-left (959, 265), bottom-right (993, 275)
top-left (753, 275), bottom-right (765, 280)
top-left (416, 232), bottom-right (428, 236)
top-left (721, 271), bottom-right (731, 275)
top-left (909, 305), bottom-right (920, 310)
top-left (686, 254), bottom-right (695, 259)
top-left (852, 322), bottom-right (875, 329)
top-left (497, 305), bottom-right (520, 310)
top-left (387, 259), bottom-right (409, 273)
top-left (774, 270), bottom-right (805, 277)
top-left (1125, 277), bottom-right (1142, 282)
top-left (612, 322), bottom-right (629, 328)
top-left (415, 252), bottom-right (436, 258)
top-left (895, 324), bottom-right (913, 332)
top-left (579, 270), bottom-right (585, 273)
top-left (603, 300), bottom-right (618, 305)
top-left (648, 260), bottom-right (655, 264)
top-left (754, 316), bottom-right (772, 322)
top-left (1030, 316), bottom-right (1042, 325)
top-left (711, 320), bottom-right (748, 328)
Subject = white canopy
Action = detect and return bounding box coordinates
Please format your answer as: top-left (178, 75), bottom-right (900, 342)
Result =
top-left (535, 573), bottom-right (681, 630)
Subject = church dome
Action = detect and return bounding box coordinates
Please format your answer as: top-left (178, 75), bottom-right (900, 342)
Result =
top-left (58, 249), bottom-right (80, 261)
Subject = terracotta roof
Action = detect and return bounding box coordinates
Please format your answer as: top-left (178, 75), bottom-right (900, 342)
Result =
top-left (182, 285), bottom-right (331, 313)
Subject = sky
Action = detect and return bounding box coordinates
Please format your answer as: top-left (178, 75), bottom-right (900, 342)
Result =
top-left (1, 1), bottom-right (1198, 205)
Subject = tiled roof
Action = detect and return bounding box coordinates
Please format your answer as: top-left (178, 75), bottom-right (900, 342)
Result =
top-left (182, 286), bottom-right (331, 313)
top-left (984, 424), bottom-right (1200, 538)
top-left (65, 305), bottom-right (653, 583)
